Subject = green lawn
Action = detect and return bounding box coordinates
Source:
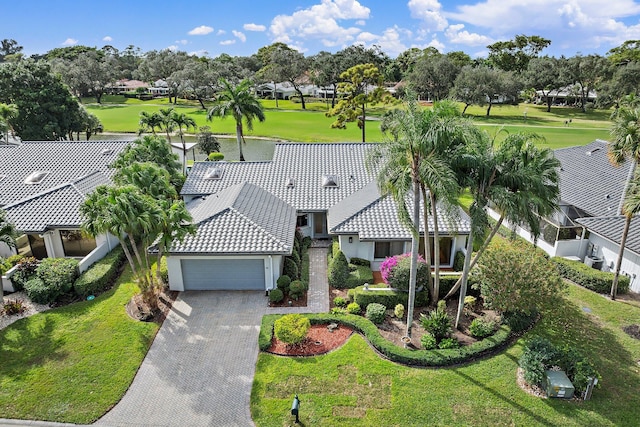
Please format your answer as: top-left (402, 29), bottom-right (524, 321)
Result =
top-left (86, 95), bottom-right (612, 147)
top-left (251, 283), bottom-right (640, 426)
top-left (0, 267), bottom-right (158, 424)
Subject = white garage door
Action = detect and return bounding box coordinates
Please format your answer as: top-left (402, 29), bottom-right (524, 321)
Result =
top-left (181, 258), bottom-right (265, 290)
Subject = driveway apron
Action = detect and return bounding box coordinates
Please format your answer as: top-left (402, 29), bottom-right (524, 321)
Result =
top-left (97, 291), bottom-right (267, 427)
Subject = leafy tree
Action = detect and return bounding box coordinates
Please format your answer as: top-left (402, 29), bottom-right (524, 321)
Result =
top-left (136, 49), bottom-right (190, 103)
top-left (0, 39), bottom-right (23, 63)
top-left (608, 107), bottom-right (640, 299)
top-left (0, 209), bottom-right (17, 250)
top-left (157, 107), bottom-right (176, 142)
top-left (337, 44), bottom-right (389, 73)
top-left (597, 61), bottom-right (640, 108)
top-left (113, 162), bottom-right (177, 200)
top-left (451, 65), bottom-right (521, 116)
top-left (476, 239), bottom-right (565, 314)
top-left (487, 34), bottom-right (551, 73)
top-left (408, 55), bottom-right (460, 101)
top-left (0, 102), bottom-right (18, 143)
top-left (196, 125), bottom-right (220, 155)
top-left (310, 51), bottom-right (341, 108)
top-left (206, 78), bottom-right (265, 162)
top-left (170, 58), bottom-right (219, 109)
top-left (262, 45), bottom-right (309, 109)
top-left (153, 200), bottom-right (195, 285)
top-left (0, 60), bottom-right (83, 140)
top-left (327, 63), bottom-right (386, 142)
top-left (563, 54), bottom-right (610, 112)
top-left (111, 135), bottom-right (184, 191)
top-left (525, 56), bottom-right (566, 112)
top-left (607, 40), bottom-right (640, 66)
top-left (445, 51), bottom-right (473, 68)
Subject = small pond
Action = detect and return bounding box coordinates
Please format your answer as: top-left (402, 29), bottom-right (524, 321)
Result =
top-left (86, 134), bottom-right (277, 162)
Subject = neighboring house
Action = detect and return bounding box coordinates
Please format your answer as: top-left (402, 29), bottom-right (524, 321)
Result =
top-left (0, 141), bottom-right (129, 290)
top-left (491, 139), bottom-right (640, 293)
top-left (108, 79), bottom-right (150, 94)
top-left (535, 85), bottom-right (597, 106)
top-left (170, 143), bottom-right (471, 292)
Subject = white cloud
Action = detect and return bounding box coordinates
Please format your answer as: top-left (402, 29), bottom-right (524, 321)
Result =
top-left (175, 39), bottom-right (188, 45)
top-left (103, 36), bottom-right (112, 42)
top-left (217, 29), bottom-right (226, 35)
top-left (220, 39), bottom-right (236, 45)
top-left (62, 38), bottom-right (78, 46)
top-left (167, 45), bottom-right (178, 51)
top-left (232, 30), bottom-right (246, 42)
top-left (270, 0), bottom-right (370, 47)
top-left (407, 0), bottom-right (448, 31)
top-left (444, 24), bottom-right (492, 46)
top-left (244, 23), bottom-right (266, 32)
top-left (355, 26), bottom-right (409, 57)
top-left (188, 25), bottom-right (214, 35)
top-left (355, 20), bottom-right (366, 26)
top-left (190, 49), bottom-right (209, 57)
top-left (426, 37), bottom-right (445, 52)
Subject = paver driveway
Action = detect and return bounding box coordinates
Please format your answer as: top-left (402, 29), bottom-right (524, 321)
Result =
top-left (97, 291), bottom-right (267, 427)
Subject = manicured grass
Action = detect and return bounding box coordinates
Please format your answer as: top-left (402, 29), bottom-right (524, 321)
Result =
top-left (0, 267), bottom-right (158, 424)
top-left (86, 96), bottom-right (612, 147)
top-left (251, 283), bottom-right (640, 426)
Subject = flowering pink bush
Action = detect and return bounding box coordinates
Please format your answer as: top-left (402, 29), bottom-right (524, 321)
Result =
top-left (380, 253), bottom-right (428, 291)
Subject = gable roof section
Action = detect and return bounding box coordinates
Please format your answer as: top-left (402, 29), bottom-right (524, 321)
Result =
top-left (554, 140), bottom-right (632, 217)
top-left (0, 140), bottom-right (129, 206)
top-left (3, 171), bottom-right (110, 232)
top-left (576, 216), bottom-right (640, 257)
top-left (331, 193), bottom-right (471, 240)
top-left (181, 143), bottom-right (376, 211)
top-left (170, 182), bottom-right (296, 255)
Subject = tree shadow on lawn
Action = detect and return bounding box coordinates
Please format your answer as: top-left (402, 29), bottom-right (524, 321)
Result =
top-left (0, 316), bottom-right (68, 381)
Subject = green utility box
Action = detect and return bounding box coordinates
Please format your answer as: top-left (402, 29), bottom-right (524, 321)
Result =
top-left (544, 370), bottom-right (575, 399)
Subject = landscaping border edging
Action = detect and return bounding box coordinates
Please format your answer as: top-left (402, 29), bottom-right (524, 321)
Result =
top-left (259, 312), bottom-right (519, 367)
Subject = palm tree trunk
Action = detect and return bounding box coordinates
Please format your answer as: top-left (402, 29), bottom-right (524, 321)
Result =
top-left (455, 227), bottom-right (474, 329)
top-left (405, 180), bottom-right (421, 340)
top-left (119, 238), bottom-right (138, 277)
top-left (420, 186), bottom-right (433, 303)
top-left (430, 191), bottom-right (441, 305)
top-left (180, 132), bottom-right (187, 174)
top-left (611, 214), bottom-right (631, 300)
top-left (444, 215), bottom-right (504, 299)
top-left (361, 103), bottom-right (366, 143)
top-left (128, 234), bottom-right (143, 267)
top-left (236, 122), bottom-right (245, 161)
top-left (156, 245), bottom-right (164, 287)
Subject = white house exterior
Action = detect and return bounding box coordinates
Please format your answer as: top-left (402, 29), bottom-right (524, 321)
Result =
top-left (174, 143), bottom-right (471, 291)
top-left (489, 140), bottom-right (640, 293)
top-left (0, 141), bottom-right (130, 291)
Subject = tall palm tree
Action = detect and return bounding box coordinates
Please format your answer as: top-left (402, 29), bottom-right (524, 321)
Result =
top-left (449, 132), bottom-right (561, 328)
top-left (611, 172), bottom-right (640, 299)
top-left (171, 111), bottom-right (197, 173)
top-left (154, 200), bottom-right (195, 286)
top-left (609, 106), bottom-right (640, 299)
top-left (138, 111), bottom-right (162, 136)
top-left (0, 209), bottom-right (17, 250)
top-left (207, 78), bottom-right (265, 162)
top-left (158, 107), bottom-right (176, 143)
top-left (0, 103), bottom-right (18, 143)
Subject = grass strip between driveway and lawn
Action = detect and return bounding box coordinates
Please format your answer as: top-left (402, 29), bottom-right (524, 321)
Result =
top-left (0, 266), bottom-right (158, 424)
top-left (250, 283), bottom-right (640, 427)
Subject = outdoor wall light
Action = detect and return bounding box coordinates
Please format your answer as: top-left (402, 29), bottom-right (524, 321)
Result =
top-left (349, 237), bottom-right (353, 243)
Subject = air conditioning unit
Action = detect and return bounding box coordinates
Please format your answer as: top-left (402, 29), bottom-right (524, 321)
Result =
top-left (544, 370), bottom-right (575, 399)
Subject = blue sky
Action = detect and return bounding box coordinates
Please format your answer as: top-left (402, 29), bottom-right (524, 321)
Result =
top-left (6, 0), bottom-right (640, 58)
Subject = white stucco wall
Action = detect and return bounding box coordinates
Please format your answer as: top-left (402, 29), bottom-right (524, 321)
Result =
top-left (166, 254), bottom-right (283, 291)
top-left (588, 234), bottom-right (640, 293)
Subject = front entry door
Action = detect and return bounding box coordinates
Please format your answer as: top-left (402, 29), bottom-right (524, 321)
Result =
top-left (313, 212), bottom-right (328, 238)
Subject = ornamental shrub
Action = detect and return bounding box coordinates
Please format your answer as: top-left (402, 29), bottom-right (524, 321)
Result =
top-left (394, 303), bottom-right (405, 319)
top-left (333, 296), bottom-right (347, 308)
top-left (2, 298), bottom-right (26, 315)
top-left (518, 336), bottom-right (561, 386)
top-left (438, 337), bottom-right (460, 349)
top-left (283, 257), bottom-right (299, 280)
top-left (291, 245), bottom-right (301, 269)
top-left (345, 264), bottom-right (374, 289)
top-left (269, 288), bottom-right (284, 303)
top-left (37, 258), bottom-right (79, 295)
top-left (381, 253), bottom-right (429, 291)
top-left (365, 302), bottom-right (387, 324)
top-left (328, 250), bottom-right (350, 288)
top-left (469, 317), bottom-right (496, 339)
top-left (289, 280), bottom-right (304, 300)
top-left (6, 254), bottom-right (25, 266)
top-left (349, 257), bottom-right (371, 267)
top-left (420, 332), bottom-right (437, 350)
top-left (23, 277), bottom-right (54, 304)
top-left (74, 246), bottom-right (125, 298)
top-left (276, 275), bottom-right (291, 293)
top-left (11, 257), bottom-right (39, 291)
top-left (420, 300), bottom-right (451, 344)
top-left (503, 310), bottom-right (538, 333)
top-left (274, 314), bottom-right (310, 345)
top-left (349, 285), bottom-right (430, 308)
top-left (208, 152), bottom-right (224, 161)
top-left (453, 250), bottom-right (465, 272)
top-left (346, 302), bottom-right (361, 314)
top-left (552, 256), bottom-right (629, 294)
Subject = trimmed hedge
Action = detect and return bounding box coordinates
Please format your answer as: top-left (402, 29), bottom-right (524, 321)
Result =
top-left (259, 312), bottom-right (516, 367)
top-left (73, 246), bottom-right (126, 298)
top-left (349, 257), bottom-right (371, 268)
top-left (552, 257), bottom-right (629, 294)
top-left (348, 285), bottom-right (430, 309)
top-left (345, 264), bottom-right (374, 289)
top-left (37, 258), bottom-right (79, 295)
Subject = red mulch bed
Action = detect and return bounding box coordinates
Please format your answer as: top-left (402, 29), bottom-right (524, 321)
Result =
top-left (269, 291), bottom-right (307, 308)
top-left (268, 324), bottom-right (354, 356)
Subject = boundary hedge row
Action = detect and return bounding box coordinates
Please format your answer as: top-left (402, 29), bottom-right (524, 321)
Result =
top-left (551, 257), bottom-right (629, 294)
top-left (259, 312), bottom-right (514, 367)
top-left (73, 246), bottom-right (126, 298)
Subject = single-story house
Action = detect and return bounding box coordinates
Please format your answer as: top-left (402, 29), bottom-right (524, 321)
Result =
top-left (108, 79), bottom-right (150, 94)
top-left (490, 139), bottom-right (639, 293)
top-left (0, 141), bottom-right (130, 290)
top-left (169, 143), bottom-right (471, 291)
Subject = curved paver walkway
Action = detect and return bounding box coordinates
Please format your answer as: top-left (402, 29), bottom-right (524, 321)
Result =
top-left (95, 247), bottom-right (329, 427)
